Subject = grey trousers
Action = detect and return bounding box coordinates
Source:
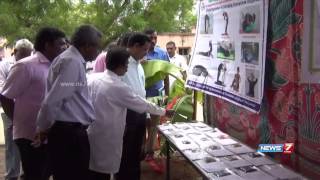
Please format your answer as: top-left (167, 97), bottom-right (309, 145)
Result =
top-left (1, 113), bottom-right (21, 180)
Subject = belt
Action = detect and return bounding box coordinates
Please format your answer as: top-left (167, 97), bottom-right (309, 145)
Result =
top-left (54, 120), bottom-right (88, 130)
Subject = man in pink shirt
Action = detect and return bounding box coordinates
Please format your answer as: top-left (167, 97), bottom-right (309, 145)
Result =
top-left (93, 51), bottom-right (107, 73)
top-left (92, 37), bottom-right (130, 73)
top-left (0, 38), bottom-right (34, 180)
top-left (0, 27), bottom-right (67, 180)
top-left (92, 42), bottom-right (116, 73)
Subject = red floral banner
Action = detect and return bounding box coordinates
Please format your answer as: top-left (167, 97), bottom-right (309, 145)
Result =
top-left (208, 0), bottom-right (320, 179)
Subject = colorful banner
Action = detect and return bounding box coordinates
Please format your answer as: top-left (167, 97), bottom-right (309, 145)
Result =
top-left (186, 0), bottom-right (268, 112)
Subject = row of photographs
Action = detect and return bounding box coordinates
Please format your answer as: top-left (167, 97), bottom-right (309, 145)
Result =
top-left (158, 122), bottom-right (305, 180)
top-left (191, 64), bottom-right (260, 99)
top-left (196, 40), bottom-right (260, 66)
top-left (199, 4), bottom-right (261, 35)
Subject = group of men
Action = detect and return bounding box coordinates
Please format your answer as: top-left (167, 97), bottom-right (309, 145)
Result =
top-left (0, 25), bottom-right (188, 180)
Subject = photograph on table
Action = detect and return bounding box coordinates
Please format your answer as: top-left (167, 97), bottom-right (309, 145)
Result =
top-left (221, 155), bottom-right (252, 168)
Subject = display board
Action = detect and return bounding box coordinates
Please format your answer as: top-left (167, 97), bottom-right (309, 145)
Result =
top-left (186, 0), bottom-right (268, 112)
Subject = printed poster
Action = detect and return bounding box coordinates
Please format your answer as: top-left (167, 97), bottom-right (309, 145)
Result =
top-left (186, 0), bottom-right (268, 112)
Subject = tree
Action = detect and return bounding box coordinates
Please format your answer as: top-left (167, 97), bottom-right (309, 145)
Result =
top-left (0, 0), bottom-right (196, 46)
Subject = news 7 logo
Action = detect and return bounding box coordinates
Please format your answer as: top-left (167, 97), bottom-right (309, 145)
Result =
top-left (283, 143), bottom-right (294, 154)
top-left (258, 143), bottom-right (294, 154)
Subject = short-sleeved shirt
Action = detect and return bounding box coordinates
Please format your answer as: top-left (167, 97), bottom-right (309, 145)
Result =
top-left (168, 54), bottom-right (188, 86)
top-left (1, 52), bottom-right (50, 140)
top-left (146, 46), bottom-right (169, 97)
top-left (0, 57), bottom-right (15, 91)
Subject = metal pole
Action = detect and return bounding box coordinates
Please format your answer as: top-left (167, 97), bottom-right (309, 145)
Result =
top-left (193, 90), bottom-right (198, 120)
top-left (166, 140), bottom-right (170, 180)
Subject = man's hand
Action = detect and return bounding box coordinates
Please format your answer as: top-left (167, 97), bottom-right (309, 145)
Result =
top-left (32, 130), bottom-right (49, 147)
top-left (0, 94), bottom-right (15, 120)
top-left (165, 109), bottom-right (175, 118)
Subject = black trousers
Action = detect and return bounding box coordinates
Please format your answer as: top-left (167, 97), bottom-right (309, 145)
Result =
top-left (48, 121), bottom-right (90, 180)
top-left (89, 170), bottom-right (110, 180)
top-left (15, 138), bottom-right (51, 180)
top-left (116, 110), bottom-right (146, 180)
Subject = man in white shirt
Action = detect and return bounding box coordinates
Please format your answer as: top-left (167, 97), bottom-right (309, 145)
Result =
top-left (166, 41), bottom-right (188, 71)
top-left (116, 32), bottom-right (151, 180)
top-left (36, 25), bottom-right (102, 180)
top-left (0, 39), bottom-right (33, 180)
top-left (166, 41), bottom-right (188, 87)
top-left (87, 47), bottom-right (173, 180)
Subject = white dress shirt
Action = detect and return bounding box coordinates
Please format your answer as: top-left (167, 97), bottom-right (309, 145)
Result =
top-left (87, 70), bottom-right (165, 173)
top-left (0, 57), bottom-right (15, 91)
top-left (37, 46), bottom-right (95, 131)
top-left (169, 54), bottom-right (188, 71)
top-left (169, 54), bottom-right (188, 86)
top-left (122, 56), bottom-right (146, 98)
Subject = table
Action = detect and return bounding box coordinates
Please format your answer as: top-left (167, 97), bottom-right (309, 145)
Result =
top-left (157, 122), bottom-right (306, 180)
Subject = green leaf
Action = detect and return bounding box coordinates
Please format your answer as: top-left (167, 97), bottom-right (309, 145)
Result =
top-left (0, 0), bottom-right (196, 44)
top-left (272, 13), bottom-right (302, 41)
top-left (169, 79), bottom-right (187, 101)
top-left (142, 60), bottom-right (184, 88)
top-left (171, 95), bottom-right (194, 123)
top-left (270, 0), bottom-right (302, 41)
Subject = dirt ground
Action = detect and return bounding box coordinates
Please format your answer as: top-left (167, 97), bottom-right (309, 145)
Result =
top-left (0, 146), bottom-right (202, 180)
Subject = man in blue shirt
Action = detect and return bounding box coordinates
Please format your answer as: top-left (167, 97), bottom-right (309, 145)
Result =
top-left (143, 28), bottom-right (170, 161)
top-left (144, 28), bottom-right (170, 97)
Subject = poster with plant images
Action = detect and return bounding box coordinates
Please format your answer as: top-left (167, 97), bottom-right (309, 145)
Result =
top-left (186, 0), bottom-right (268, 112)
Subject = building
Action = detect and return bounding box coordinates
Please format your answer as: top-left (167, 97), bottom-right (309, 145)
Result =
top-left (157, 29), bottom-right (195, 64)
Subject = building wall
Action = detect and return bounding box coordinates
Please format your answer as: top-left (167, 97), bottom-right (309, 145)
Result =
top-left (157, 31), bottom-right (195, 62)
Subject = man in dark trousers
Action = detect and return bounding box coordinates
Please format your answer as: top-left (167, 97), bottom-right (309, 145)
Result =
top-left (0, 38), bottom-right (34, 180)
top-left (0, 27), bottom-right (67, 180)
top-left (36, 25), bottom-right (102, 180)
top-left (116, 32), bottom-right (151, 180)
